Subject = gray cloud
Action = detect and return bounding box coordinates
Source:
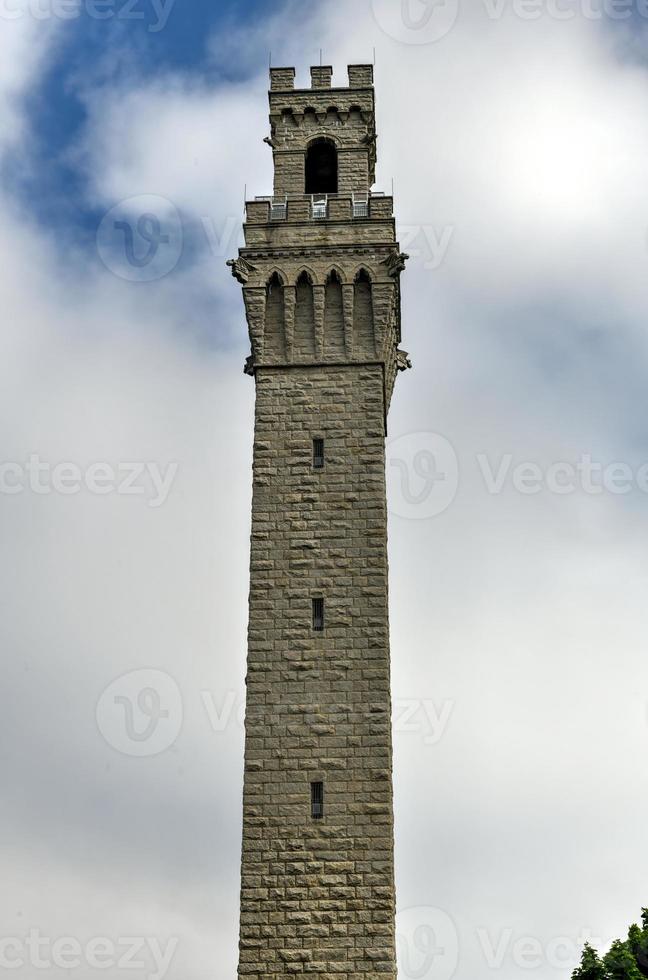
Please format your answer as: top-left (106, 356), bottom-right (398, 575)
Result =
top-left (2, 2), bottom-right (648, 979)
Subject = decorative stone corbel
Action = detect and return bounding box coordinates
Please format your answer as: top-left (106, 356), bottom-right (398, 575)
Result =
top-left (383, 251), bottom-right (410, 278)
top-left (396, 350), bottom-right (413, 372)
top-left (227, 256), bottom-right (257, 285)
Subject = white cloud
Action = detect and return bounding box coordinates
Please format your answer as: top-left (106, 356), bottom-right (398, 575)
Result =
top-left (2, 3), bottom-right (648, 979)
top-left (0, 6), bottom-right (60, 153)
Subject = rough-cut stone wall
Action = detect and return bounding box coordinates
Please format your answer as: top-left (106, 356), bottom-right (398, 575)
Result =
top-left (232, 62), bottom-right (411, 980)
top-left (239, 365), bottom-right (396, 980)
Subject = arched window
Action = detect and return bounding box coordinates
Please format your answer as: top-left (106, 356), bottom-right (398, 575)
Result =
top-left (354, 269), bottom-right (375, 356)
top-left (305, 139), bottom-right (338, 195)
top-left (266, 271), bottom-right (284, 294)
top-left (324, 271), bottom-right (344, 357)
top-left (295, 272), bottom-right (316, 358)
top-left (326, 106), bottom-right (341, 125)
top-left (265, 273), bottom-right (285, 359)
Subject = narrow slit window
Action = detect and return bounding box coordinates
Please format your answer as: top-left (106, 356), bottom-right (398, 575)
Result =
top-left (313, 438), bottom-right (325, 469)
top-left (311, 781), bottom-right (324, 820)
top-left (312, 598), bottom-right (324, 632)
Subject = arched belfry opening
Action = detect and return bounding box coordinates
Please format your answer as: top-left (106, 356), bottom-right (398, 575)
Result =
top-left (305, 138), bottom-right (338, 195)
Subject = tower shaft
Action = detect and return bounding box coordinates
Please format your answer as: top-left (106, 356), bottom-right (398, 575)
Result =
top-left (230, 63), bottom-right (410, 980)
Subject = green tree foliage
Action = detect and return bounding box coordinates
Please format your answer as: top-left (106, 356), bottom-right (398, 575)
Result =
top-left (626, 911), bottom-right (648, 978)
top-left (603, 940), bottom-right (644, 979)
top-left (572, 944), bottom-right (605, 979)
top-left (572, 912), bottom-right (648, 980)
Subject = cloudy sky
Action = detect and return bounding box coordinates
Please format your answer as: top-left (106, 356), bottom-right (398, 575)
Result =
top-left (1, 1), bottom-right (648, 978)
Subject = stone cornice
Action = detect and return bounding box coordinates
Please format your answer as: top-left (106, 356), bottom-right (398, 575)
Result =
top-left (238, 243), bottom-right (400, 262)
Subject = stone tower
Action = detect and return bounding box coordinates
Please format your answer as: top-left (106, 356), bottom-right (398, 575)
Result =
top-left (229, 63), bottom-right (410, 980)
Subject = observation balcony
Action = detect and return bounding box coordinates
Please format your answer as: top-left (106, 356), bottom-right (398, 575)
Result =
top-left (242, 191), bottom-right (396, 249)
top-left (245, 191), bottom-right (393, 225)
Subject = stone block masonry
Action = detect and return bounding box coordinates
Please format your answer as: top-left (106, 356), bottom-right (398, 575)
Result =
top-left (230, 63), bottom-right (411, 980)
top-left (240, 366), bottom-right (396, 978)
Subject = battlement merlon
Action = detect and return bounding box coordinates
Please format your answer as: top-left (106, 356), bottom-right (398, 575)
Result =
top-left (269, 64), bottom-right (374, 92)
top-left (268, 64), bottom-right (375, 125)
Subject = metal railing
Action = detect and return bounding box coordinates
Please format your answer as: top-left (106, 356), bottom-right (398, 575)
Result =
top-left (352, 193), bottom-right (369, 218)
top-left (311, 195), bottom-right (328, 219)
top-left (269, 197), bottom-right (287, 221)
